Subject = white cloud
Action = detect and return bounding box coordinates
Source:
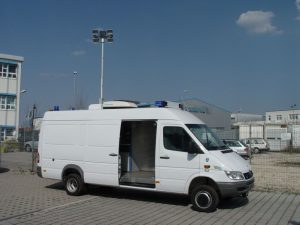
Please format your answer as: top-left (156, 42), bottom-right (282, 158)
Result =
top-left (296, 0), bottom-right (300, 11)
top-left (296, 0), bottom-right (300, 20)
top-left (236, 11), bottom-right (282, 34)
top-left (71, 50), bottom-right (86, 56)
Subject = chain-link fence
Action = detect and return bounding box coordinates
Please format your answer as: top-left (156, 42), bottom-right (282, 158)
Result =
top-left (218, 123), bottom-right (300, 193)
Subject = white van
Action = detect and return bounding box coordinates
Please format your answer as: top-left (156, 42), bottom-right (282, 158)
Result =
top-left (37, 101), bottom-right (254, 212)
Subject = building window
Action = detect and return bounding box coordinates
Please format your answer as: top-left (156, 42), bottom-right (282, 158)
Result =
top-left (290, 114), bottom-right (299, 120)
top-left (0, 128), bottom-right (4, 141)
top-left (8, 64), bottom-right (17, 78)
top-left (0, 127), bottom-right (15, 141)
top-left (0, 63), bottom-right (17, 79)
top-left (276, 115), bottom-right (282, 120)
top-left (0, 63), bottom-right (8, 78)
top-left (0, 96), bottom-right (16, 110)
top-left (268, 115), bottom-right (271, 121)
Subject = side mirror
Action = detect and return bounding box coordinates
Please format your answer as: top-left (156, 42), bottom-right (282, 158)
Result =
top-left (188, 141), bottom-right (201, 154)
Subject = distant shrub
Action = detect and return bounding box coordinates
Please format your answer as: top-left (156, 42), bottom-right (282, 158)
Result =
top-left (0, 139), bottom-right (19, 153)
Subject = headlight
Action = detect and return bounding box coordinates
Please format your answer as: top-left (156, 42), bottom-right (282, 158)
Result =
top-left (225, 171), bottom-right (244, 180)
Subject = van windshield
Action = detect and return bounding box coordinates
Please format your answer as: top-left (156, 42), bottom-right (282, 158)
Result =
top-left (186, 124), bottom-right (228, 151)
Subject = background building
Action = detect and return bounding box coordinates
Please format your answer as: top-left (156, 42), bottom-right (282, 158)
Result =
top-left (181, 98), bottom-right (231, 130)
top-left (232, 109), bottom-right (300, 151)
top-left (266, 109), bottom-right (300, 124)
top-left (231, 113), bottom-right (264, 123)
top-left (0, 53), bottom-right (24, 141)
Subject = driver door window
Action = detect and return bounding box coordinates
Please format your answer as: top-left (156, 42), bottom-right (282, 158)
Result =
top-left (163, 126), bottom-right (197, 152)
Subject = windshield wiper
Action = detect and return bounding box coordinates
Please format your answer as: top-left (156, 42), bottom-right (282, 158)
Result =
top-left (207, 145), bottom-right (229, 150)
top-left (207, 146), bottom-right (219, 150)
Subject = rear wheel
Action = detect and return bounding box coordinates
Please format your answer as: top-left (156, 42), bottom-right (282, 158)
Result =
top-left (190, 185), bottom-right (219, 212)
top-left (64, 173), bottom-right (86, 196)
top-left (254, 148), bottom-right (260, 154)
top-left (25, 144), bottom-right (32, 152)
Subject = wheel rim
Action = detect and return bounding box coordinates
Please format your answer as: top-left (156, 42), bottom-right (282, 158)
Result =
top-left (195, 191), bottom-right (212, 209)
top-left (26, 145), bottom-right (31, 151)
top-left (67, 177), bottom-right (78, 193)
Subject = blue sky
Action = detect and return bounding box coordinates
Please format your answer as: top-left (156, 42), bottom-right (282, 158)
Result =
top-left (1, 0), bottom-right (300, 122)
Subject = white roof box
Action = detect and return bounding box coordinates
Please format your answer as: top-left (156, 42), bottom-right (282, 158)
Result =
top-left (89, 101), bottom-right (138, 110)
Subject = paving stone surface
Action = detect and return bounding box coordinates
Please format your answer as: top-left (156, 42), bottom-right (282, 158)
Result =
top-left (0, 152), bottom-right (300, 225)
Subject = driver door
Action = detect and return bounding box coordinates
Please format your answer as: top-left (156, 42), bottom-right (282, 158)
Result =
top-left (156, 120), bottom-right (201, 193)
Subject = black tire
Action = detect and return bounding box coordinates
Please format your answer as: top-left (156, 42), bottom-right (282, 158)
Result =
top-left (25, 144), bottom-right (32, 152)
top-left (64, 173), bottom-right (86, 196)
top-left (190, 185), bottom-right (219, 212)
top-left (254, 148), bottom-right (260, 154)
top-left (242, 192), bottom-right (248, 198)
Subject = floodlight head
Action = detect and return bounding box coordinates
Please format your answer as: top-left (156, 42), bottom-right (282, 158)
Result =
top-left (93, 38), bottom-right (99, 42)
top-left (106, 30), bottom-right (113, 43)
top-left (99, 30), bottom-right (107, 38)
top-left (92, 29), bottom-right (99, 34)
top-left (92, 29), bottom-right (100, 42)
top-left (107, 38), bottom-right (113, 43)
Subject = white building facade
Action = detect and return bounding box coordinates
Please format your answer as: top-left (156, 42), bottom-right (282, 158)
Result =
top-left (0, 53), bottom-right (24, 141)
top-left (266, 109), bottom-right (300, 124)
top-left (232, 109), bottom-right (300, 151)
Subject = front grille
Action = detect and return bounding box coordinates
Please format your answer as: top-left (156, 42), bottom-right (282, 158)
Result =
top-left (243, 171), bottom-right (253, 180)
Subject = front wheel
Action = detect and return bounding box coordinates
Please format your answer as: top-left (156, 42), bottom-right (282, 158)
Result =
top-left (190, 185), bottom-right (219, 212)
top-left (64, 173), bottom-right (86, 196)
top-left (242, 192), bottom-right (248, 198)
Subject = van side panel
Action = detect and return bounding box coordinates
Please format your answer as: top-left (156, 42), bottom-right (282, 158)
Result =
top-left (83, 120), bottom-right (120, 186)
top-left (41, 121), bottom-right (84, 180)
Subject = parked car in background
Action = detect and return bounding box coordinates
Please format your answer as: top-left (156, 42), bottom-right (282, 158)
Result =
top-left (223, 139), bottom-right (249, 158)
top-left (240, 138), bottom-right (269, 154)
top-left (24, 140), bottom-right (39, 152)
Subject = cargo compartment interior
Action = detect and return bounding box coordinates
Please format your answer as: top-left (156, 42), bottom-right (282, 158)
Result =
top-left (119, 120), bottom-right (156, 188)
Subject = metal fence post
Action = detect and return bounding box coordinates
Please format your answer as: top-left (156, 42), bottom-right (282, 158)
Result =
top-left (31, 104), bottom-right (36, 172)
top-left (0, 142), bottom-right (1, 169)
top-left (249, 124), bottom-right (252, 163)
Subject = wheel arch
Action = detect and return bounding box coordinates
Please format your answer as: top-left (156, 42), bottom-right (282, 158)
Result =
top-left (187, 176), bottom-right (221, 197)
top-left (62, 164), bottom-right (84, 181)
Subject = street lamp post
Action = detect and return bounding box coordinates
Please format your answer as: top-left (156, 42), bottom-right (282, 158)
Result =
top-left (73, 71), bottom-right (78, 109)
top-left (31, 104), bottom-right (37, 172)
top-left (20, 89), bottom-right (27, 151)
top-left (92, 29), bottom-right (113, 109)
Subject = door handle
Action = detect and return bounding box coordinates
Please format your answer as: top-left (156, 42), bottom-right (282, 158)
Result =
top-left (160, 155), bottom-right (170, 159)
top-left (109, 153), bottom-right (118, 157)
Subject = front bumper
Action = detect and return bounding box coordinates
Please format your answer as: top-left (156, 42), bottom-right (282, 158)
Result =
top-left (218, 178), bottom-right (254, 198)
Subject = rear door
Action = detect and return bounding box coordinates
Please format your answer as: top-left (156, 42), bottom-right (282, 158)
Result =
top-left (156, 120), bottom-right (201, 193)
